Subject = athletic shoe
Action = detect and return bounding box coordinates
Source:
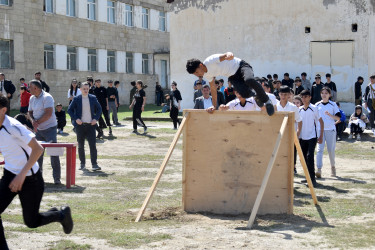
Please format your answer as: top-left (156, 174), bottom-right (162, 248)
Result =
top-left (60, 206), bottom-right (74, 234)
top-left (115, 122), bottom-right (121, 126)
top-left (79, 164), bottom-right (86, 170)
top-left (57, 129), bottom-right (61, 134)
top-left (92, 165), bottom-right (101, 171)
top-left (265, 99), bottom-right (275, 116)
top-left (132, 130), bottom-right (138, 133)
top-left (348, 134), bottom-right (354, 139)
top-left (144, 127), bottom-right (147, 133)
top-left (331, 166), bottom-right (336, 177)
top-left (357, 134), bottom-right (361, 140)
top-left (254, 97), bottom-right (264, 108)
top-left (96, 131), bottom-right (103, 139)
top-left (54, 180), bottom-right (62, 185)
top-left (315, 169), bottom-right (322, 178)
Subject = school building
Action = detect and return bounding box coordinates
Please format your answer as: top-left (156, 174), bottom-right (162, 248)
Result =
top-left (167, 0), bottom-right (375, 113)
top-left (0, 0), bottom-right (170, 107)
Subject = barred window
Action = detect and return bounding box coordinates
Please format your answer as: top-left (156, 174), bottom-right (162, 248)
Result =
top-left (107, 50), bottom-right (115, 72)
top-left (125, 4), bottom-right (133, 27)
top-left (159, 11), bottom-right (166, 31)
top-left (66, 0), bottom-right (76, 17)
top-left (107, 1), bottom-right (115, 24)
top-left (126, 52), bottom-right (133, 74)
top-left (44, 0), bottom-right (53, 13)
top-left (142, 8), bottom-right (149, 29)
top-left (44, 44), bottom-right (55, 69)
top-left (87, 0), bottom-right (96, 20)
top-left (0, 40), bottom-right (12, 69)
top-left (142, 54), bottom-right (149, 74)
top-left (88, 48), bottom-right (97, 72)
top-left (0, 0), bottom-right (9, 6)
top-left (67, 46), bottom-right (77, 70)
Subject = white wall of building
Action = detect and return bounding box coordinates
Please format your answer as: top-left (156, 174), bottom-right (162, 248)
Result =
top-left (77, 0), bottom-right (87, 19)
top-left (133, 5), bottom-right (142, 29)
top-left (97, 49), bottom-right (107, 72)
top-left (77, 47), bottom-right (88, 71)
top-left (116, 51), bottom-right (126, 73)
top-left (369, 16), bottom-right (375, 76)
top-left (55, 44), bottom-right (67, 70)
top-left (97, 0), bottom-right (107, 22)
top-left (116, 2), bottom-right (125, 25)
top-left (169, 0), bottom-right (374, 113)
top-left (56, 0), bottom-right (66, 15)
top-left (134, 52), bottom-right (142, 74)
top-left (150, 9), bottom-right (159, 31)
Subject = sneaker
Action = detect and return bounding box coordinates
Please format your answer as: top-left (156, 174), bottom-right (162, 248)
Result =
top-left (348, 134), bottom-right (354, 139)
top-left (57, 129), bottom-right (61, 134)
top-left (96, 131), bottom-right (103, 139)
top-left (143, 127), bottom-right (147, 133)
top-left (173, 127), bottom-right (178, 130)
top-left (357, 134), bottom-right (361, 140)
top-left (115, 122), bottom-right (121, 126)
top-left (315, 169), bottom-right (322, 178)
top-left (79, 164), bottom-right (86, 170)
top-left (265, 99), bottom-right (275, 116)
top-left (60, 206), bottom-right (74, 234)
top-left (331, 166), bottom-right (336, 177)
top-left (54, 180), bottom-right (62, 185)
top-left (92, 164), bottom-right (101, 171)
top-left (254, 97), bottom-right (264, 108)
top-left (132, 129), bottom-right (138, 133)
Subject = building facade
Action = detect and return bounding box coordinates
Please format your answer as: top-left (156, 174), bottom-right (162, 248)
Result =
top-left (168, 0), bottom-right (375, 113)
top-left (0, 0), bottom-right (170, 108)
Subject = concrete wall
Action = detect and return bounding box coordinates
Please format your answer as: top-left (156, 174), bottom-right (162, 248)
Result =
top-left (0, 0), bottom-right (170, 109)
top-left (169, 0), bottom-right (375, 113)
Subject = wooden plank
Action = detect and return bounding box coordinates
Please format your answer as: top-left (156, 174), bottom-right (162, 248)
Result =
top-left (287, 112), bottom-right (295, 214)
top-left (135, 113), bottom-right (189, 222)
top-left (182, 110), bottom-right (188, 210)
top-left (294, 133), bottom-right (318, 205)
top-left (247, 116), bottom-right (289, 229)
top-left (183, 110), bottom-right (293, 215)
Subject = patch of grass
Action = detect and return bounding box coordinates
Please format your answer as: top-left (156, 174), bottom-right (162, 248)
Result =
top-left (100, 232), bottom-right (172, 248)
top-left (48, 240), bottom-right (92, 250)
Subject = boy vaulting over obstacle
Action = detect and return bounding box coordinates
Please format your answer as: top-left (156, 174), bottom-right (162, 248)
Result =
top-left (186, 52), bottom-right (275, 116)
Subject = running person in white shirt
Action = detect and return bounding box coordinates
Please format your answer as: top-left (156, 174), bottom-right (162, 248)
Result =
top-left (315, 87), bottom-right (341, 178)
top-left (299, 90), bottom-right (324, 187)
top-left (276, 86), bottom-right (302, 174)
top-left (186, 52), bottom-right (274, 116)
top-left (0, 95), bottom-right (73, 250)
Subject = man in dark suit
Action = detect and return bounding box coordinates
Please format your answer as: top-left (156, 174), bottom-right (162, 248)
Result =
top-left (0, 73), bottom-right (16, 115)
top-left (194, 85), bottom-right (223, 110)
top-left (34, 72), bottom-right (50, 92)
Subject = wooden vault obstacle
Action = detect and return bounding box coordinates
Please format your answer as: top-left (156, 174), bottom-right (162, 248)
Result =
top-left (136, 110), bottom-right (318, 227)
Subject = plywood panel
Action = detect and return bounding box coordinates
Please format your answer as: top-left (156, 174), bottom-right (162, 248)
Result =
top-left (182, 110), bottom-right (294, 215)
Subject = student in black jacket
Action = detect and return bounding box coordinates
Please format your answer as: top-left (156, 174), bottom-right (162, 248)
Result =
top-left (354, 76), bottom-right (364, 106)
top-left (55, 103), bottom-right (66, 134)
top-left (170, 82), bottom-right (182, 130)
top-left (0, 73), bottom-right (16, 115)
top-left (311, 74), bottom-right (323, 104)
top-left (34, 72), bottom-right (50, 92)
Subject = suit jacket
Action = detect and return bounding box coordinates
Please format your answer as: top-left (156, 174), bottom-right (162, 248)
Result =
top-left (68, 94), bottom-right (102, 127)
top-left (194, 96), bottom-right (221, 110)
top-left (1, 80), bottom-right (16, 99)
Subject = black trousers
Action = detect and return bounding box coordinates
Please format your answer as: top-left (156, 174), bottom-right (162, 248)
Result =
top-left (336, 122), bottom-right (346, 137)
top-left (133, 107), bottom-right (146, 130)
top-left (57, 120), bottom-right (66, 130)
top-left (367, 99), bottom-right (375, 129)
top-left (76, 123), bottom-right (97, 166)
top-left (299, 138), bottom-right (317, 184)
top-left (98, 103), bottom-right (111, 129)
top-left (0, 169), bottom-right (62, 249)
top-left (350, 123), bottom-right (364, 135)
top-left (228, 60), bottom-right (269, 103)
top-left (170, 106), bottom-right (180, 128)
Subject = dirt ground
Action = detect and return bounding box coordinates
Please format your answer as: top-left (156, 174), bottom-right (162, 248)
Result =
top-left (3, 121), bottom-right (375, 249)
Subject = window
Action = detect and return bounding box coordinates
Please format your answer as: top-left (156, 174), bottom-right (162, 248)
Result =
top-left (0, 0), bottom-right (9, 6)
top-left (87, 0), bottom-right (96, 20)
top-left (125, 4), bottom-right (133, 27)
top-left (126, 52), bottom-right (133, 73)
top-left (159, 11), bottom-right (166, 31)
top-left (107, 1), bottom-right (115, 24)
top-left (44, 0), bottom-right (53, 13)
top-left (107, 50), bottom-right (115, 72)
top-left (67, 46), bottom-right (77, 70)
top-left (66, 0), bottom-right (76, 17)
top-left (142, 54), bottom-right (149, 74)
top-left (0, 40), bottom-right (12, 69)
top-left (44, 44), bottom-right (54, 69)
top-left (142, 8), bottom-right (149, 29)
top-left (88, 48), bottom-right (97, 72)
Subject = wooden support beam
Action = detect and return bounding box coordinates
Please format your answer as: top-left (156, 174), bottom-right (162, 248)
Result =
top-left (135, 113), bottom-right (189, 222)
top-left (247, 116), bottom-right (289, 229)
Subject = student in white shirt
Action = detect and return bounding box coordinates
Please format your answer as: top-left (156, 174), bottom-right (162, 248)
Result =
top-left (299, 90), bottom-right (324, 187)
top-left (0, 95), bottom-right (73, 249)
top-left (219, 89), bottom-right (257, 111)
top-left (315, 87), bottom-right (341, 178)
top-left (67, 79), bottom-right (81, 105)
top-left (276, 86), bottom-right (302, 174)
top-left (186, 52), bottom-right (275, 116)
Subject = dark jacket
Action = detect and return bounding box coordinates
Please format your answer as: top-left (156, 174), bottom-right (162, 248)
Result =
top-left (217, 91), bottom-right (225, 106)
top-left (282, 79), bottom-right (294, 89)
top-left (68, 94), bottom-right (102, 127)
top-left (295, 85), bottom-right (304, 95)
top-left (1, 80), bottom-right (16, 99)
top-left (355, 81), bottom-right (363, 100)
top-left (311, 83), bottom-right (323, 104)
top-left (40, 80), bottom-right (50, 93)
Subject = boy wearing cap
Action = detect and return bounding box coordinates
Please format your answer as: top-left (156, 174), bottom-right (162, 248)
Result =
top-left (186, 52), bottom-right (274, 116)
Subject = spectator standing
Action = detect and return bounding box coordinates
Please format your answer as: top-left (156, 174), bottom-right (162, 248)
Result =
top-left (273, 74), bottom-right (279, 82)
top-left (114, 81), bottom-right (120, 112)
top-left (194, 76), bottom-right (206, 90)
top-left (170, 82), bottom-right (182, 130)
top-left (354, 76), bottom-right (364, 106)
top-left (364, 74), bottom-right (375, 135)
top-left (273, 80), bottom-right (281, 100)
top-left (19, 78), bottom-right (28, 90)
top-left (34, 72), bottom-right (50, 92)
top-left (129, 81), bottom-right (136, 105)
top-left (130, 80), bottom-right (147, 133)
top-left (215, 80), bottom-right (225, 106)
top-left (55, 103), bottom-right (66, 134)
top-left (155, 82), bottom-right (163, 106)
top-left (0, 95), bottom-right (73, 250)
top-left (28, 80), bottom-right (61, 185)
top-left (218, 79), bottom-right (225, 94)
top-left (68, 82), bottom-right (102, 171)
top-left (267, 74), bottom-right (274, 93)
top-left (20, 86), bottom-right (31, 113)
top-left (224, 80), bottom-right (236, 104)
top-left (107, 80), bottom-right (119, 126)
top-left (282, 73), bottom-right (294, 89)
top-left (193, 81), bottom-right (203, 103)
top-left (87, 77), bottom-right (95, 95)
top-left (194, 85), bottom-right (213, 110)
top-left (0, 73), bottom-right (16, 115)
top-left (335, 102), bottom-right (346, 141)
top-left (348, 105), bottom-right (369, 140)
top-left (94, 79), bottom-right (112, 137)
top-left (324, 73), bottom-right (337, 101)
top-left (298, 90), bottom-right (324, 187)
top-left (295, 77), bottom-right (304, 95)
top-left (315, 87), bottom-right (341, 178)
top-left (261, 81), bottom-right (278, 109)
top-left (67, 79), bottom-right (81, 105)
top-left (311, 74), bottom-right (323, 104)
top-left (301, 72), bottom-right (312, 91)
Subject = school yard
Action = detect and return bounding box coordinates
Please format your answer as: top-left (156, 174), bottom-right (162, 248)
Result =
top-left (2, 108), bottom-right (375, 249)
